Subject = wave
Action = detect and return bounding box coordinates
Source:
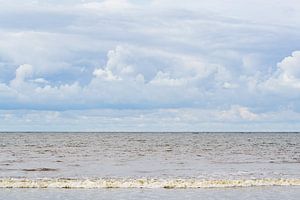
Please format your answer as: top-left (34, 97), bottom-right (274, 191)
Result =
top-left (1, 178), bottom-right (300, 189)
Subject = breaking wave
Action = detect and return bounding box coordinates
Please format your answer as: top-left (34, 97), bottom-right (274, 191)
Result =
top-left (1, 178), bottom-right (300, 189)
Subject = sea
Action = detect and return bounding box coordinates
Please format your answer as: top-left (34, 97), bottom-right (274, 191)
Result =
top-left (0, 132), bottom-right (300, 200)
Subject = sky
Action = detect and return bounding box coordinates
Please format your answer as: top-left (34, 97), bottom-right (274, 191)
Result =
top-left (1, 0), bottom-right (300, 132)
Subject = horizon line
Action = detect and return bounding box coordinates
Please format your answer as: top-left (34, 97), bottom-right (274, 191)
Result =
top-left (0, 131), bottom-right (299, 133)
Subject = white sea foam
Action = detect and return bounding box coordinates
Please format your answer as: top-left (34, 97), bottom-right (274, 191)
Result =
top-left (1, 178), bottom-right (300, 189)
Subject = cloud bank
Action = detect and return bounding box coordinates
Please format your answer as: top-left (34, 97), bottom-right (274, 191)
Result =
top-left (0, 0), bottom-right (300, 131)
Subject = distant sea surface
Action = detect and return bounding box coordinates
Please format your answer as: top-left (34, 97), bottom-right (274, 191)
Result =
top-left (0, 132), bottom-right (300, 199)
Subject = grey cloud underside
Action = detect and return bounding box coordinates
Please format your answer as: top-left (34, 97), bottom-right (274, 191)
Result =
top-left (0, 0), bottom-right (300, 118)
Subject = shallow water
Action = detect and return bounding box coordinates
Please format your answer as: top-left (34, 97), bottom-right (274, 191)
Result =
top-left (1, 132), bottom-right (299, 180)
top-left (1, 187), bottom-right (300, 200)
top-left (0, 132), bottom-right (300, 198)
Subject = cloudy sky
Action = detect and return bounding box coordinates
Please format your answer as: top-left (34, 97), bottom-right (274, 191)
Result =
top-left (1, 0), bottom-right (300, 131)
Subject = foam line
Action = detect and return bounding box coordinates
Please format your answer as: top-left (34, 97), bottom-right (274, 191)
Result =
top-left (1, 178), bottom-right (300, 189)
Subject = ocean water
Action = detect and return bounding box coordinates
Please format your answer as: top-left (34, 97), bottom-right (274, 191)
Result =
top-left (0, 132), bottom-right (300, 199)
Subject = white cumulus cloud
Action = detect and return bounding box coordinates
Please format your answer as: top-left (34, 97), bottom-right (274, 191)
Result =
top-left (264, 51), bottom-right (300, 91)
